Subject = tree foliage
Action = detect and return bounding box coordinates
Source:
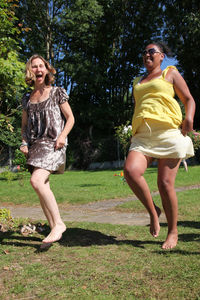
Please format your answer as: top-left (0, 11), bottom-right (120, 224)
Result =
top-left (0, 0), bottom-right (19, 55)
top-left (162, 0), bottom-right (200, 128)
top-left (0, 0), bottom-right (26, 150)
top-left (9, 0), bottom-right (200, 167)
top-left (15, 0), bottom-right (166, 167)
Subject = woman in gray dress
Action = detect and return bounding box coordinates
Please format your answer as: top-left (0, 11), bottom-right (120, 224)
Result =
top-left (20, 55), bottom-right (75, 248)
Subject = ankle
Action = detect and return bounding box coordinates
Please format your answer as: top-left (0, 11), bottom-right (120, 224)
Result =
top-left (52, 221), bottom-right (66, 228)
top-left (150, 212), bottom-right (159, 219)
top-left (168, 229), bottom-right (178, 235)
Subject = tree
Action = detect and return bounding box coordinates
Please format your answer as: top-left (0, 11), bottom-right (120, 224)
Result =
top-left (162, 0), bottom-right (200, 129)
top-left (0, 0), bottom-right (26, 158)
top-left (15, 0), bottom-right (166, 167)
top-left (0, 0), bottom-right (19, 55)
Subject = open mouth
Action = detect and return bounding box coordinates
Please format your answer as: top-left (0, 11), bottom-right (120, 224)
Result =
top-left (36, 74), bottom-right (43, 78)
top-left (145, 58), bottom-right (153, 63)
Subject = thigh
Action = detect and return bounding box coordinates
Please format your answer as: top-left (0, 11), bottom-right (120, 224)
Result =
top-left (157, 158), bottom-right (182, 184)
top-left (31, 167), bottom-right (51, 184)
top-left (124, 150), bottom-right (154, 176)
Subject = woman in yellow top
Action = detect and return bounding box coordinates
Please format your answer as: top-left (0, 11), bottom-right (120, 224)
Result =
top-left (124, 41), bottom-right (196, 249)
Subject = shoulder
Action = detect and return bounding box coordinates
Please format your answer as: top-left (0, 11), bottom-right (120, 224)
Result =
top-left (133, 76), bottom-right (142, 88)
top-left (162, 65), bottom-right (182, 83)
top-left (22, 91), bottom-right (31, 99)
top-left (51, 86), bottom-right (69, 104)
top-left (162, 65), bottom-right (179, 77)
top-left (21, 91), bottom-right (31, 109)
top-left (52, 86), bottom-right (68, 95)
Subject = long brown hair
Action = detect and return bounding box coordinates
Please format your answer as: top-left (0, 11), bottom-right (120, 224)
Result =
top-left (25, 54), bottom-right (56, 86)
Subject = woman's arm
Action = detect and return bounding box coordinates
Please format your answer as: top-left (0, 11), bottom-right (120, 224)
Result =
top-left (170, 69), bottom-right (196, 136)
top-left (20, 110), bottom-right (29, 155)
top-left (55, 101), bottom-right (75, 150)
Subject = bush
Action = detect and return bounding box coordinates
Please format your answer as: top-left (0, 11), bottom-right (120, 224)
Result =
top-left (188, 130), bottom-right (200, 163)
top-left (115, 121), bottom-right (132, 159)
top-left (0, 208), bottom-right (11, 222)
top-left (12, 149), bottom-right (27, 171)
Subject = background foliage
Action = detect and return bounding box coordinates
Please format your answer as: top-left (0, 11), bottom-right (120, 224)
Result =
top-left (1, 0), bottom-right (200, 168)
top-left (0, 0), bottom-right (26, 160)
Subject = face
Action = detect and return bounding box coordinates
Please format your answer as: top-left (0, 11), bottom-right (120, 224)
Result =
top-left (142, 44), bottom-right (164, 69)
top-left (31, 57), bottom-right (49, 85)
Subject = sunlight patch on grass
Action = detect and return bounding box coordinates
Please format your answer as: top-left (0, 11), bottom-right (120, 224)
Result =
top-left (0, 166), bottom-right (200, 205)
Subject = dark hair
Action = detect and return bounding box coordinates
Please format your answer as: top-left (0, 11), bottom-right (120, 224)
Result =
top-left (25, 54), bottom-right (56, 86)
top-left (147, 41), bottom-right (173, 57)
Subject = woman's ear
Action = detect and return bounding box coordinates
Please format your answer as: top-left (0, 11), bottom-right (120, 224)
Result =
top-left (160, 53), bottom-right (165, 63)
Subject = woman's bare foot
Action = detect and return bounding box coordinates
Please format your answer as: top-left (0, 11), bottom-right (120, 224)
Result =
top-left (42, 223), bottom-right (66, 244)
top-left (150, 215), bottom-right (160, 237)
top-left (162, 231), bottom-right (178, 249)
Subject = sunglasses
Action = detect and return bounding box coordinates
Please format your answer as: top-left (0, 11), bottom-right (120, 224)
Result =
top-left (142, 48), bottom-right (162, 56)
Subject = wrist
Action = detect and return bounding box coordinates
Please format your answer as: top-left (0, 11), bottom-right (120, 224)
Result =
top-left (20, 142), bottom-right (28, 147)
top-left (59, 133), bottom-right (67, 139)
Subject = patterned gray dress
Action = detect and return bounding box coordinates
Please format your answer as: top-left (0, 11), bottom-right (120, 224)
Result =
top-left (22, 86), bottom-right (69, 173)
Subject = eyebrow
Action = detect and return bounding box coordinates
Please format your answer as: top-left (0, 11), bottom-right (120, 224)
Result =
top-left (32, 63), bottom-right (45, 67)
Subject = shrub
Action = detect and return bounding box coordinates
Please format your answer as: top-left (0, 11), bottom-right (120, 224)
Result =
top-left (12, 149), bottom-right (27, 171)
top-left (188, 130), bottom-right (200, 162)
top-left (115, 121), bottom-right (132, 159)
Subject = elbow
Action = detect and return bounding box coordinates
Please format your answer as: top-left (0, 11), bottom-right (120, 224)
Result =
top-left (70, 115), bottom-right (75, 129)
top-left (72, 115), bottom-right (75, 126)
top-left (191, 98), bottom-right (196, 116)
top-left (186, 96), bottom-right (196, 115)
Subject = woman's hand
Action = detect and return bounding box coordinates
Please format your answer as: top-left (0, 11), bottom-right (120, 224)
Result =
top-left (55, 134), bottom-right (66, 150)
top-left (181, 118), bottom-right (193, 136)
top-left (20, 145), bottom-right (29, 156)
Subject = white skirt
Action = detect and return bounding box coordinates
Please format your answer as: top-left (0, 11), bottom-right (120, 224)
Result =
top-left (129, 119), bottom-right (194, 159)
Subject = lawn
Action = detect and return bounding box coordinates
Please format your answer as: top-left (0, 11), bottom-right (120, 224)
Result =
top-left (0, 165), bottom-right (200, 299)
top-left (0, 165), bottom-right (200, 205)
top-left (0, 210), bottom-right (199, 299)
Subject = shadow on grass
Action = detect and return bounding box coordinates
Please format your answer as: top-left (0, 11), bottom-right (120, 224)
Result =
top-left (154, 249), bottom-right (200, 255)
top-left (0, 227), bottom-right (161, 252)
top-left (0, 231), bottom-right (42, 250)
top-left (1, 222), bottom-right (199, 253)
top-left (59, 228), bottom-right (162, 249)
top-left (160, 221), bottom-right (200, 243)
top-left (177, 220), bottom-right (200, 229)
top-left (160, 220), bottom-right (200, 229)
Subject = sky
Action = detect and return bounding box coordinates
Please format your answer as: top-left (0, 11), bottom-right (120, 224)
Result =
top-left (161, 57), bottom-right (177, 70)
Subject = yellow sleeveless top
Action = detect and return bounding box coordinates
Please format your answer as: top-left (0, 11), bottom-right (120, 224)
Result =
top-left (132, 66), bottom-right (182, 135)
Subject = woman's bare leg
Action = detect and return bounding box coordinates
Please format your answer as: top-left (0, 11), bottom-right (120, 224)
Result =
top-left (38, 180), bottom-right (54, 229)
top-left (124, 151), bottom-right (160, 237)
top-left (30, 168), bottom-right (66, 244)
top-left (157, 158), bottom-right (182, 249)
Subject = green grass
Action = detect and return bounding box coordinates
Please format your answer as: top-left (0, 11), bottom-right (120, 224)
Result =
top-left (0, 166), bottom-right (200, 299)
top-left (0, 212), bottom-right (200, 299)
top-left (116, 188), bottom-right (200, 219)
top-left (0, 165), bottom-right (200, 205)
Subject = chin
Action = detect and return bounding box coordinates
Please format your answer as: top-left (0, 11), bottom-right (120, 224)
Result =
top-left (36, 79), bottom-right (44, 84)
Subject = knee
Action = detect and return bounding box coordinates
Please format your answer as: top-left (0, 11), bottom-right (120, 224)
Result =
top-left (124, 162), bottom-right (141, 181)
top-left (157, 177), bottom-right (173, 193)
top-left (30, 176), bottom-right (41, 191)
top-left (124, 161), bottom-right (132, 178)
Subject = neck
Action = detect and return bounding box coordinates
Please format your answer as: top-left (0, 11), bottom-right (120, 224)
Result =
top-left (34, 83), bottom-right (49, 92)
top-left (146, 66), bottom-right (162, 75)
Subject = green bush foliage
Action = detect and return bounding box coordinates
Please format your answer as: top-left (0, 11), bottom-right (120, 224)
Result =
top-left (115, 121), bottom-right (132, 159)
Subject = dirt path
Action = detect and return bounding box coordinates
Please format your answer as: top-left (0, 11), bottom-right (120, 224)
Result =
top-left (1, 184), bottom-right (200, 226)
